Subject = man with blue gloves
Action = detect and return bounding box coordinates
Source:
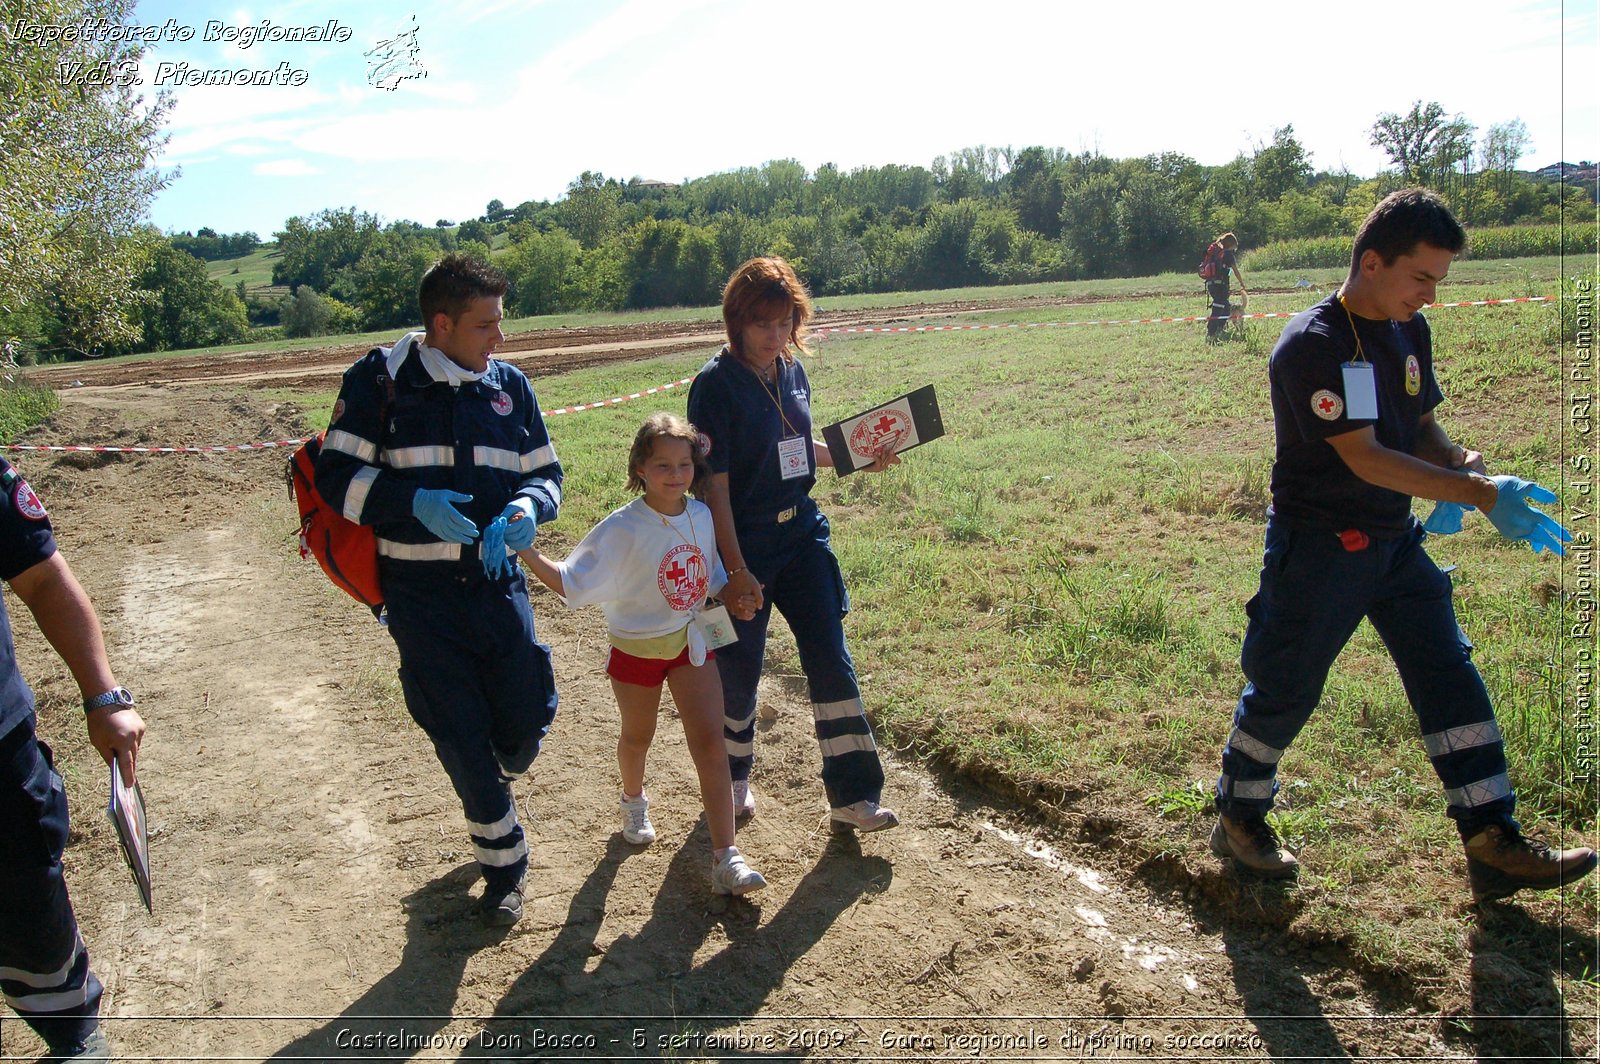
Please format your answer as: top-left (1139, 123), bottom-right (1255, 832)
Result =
top-left (316, 254), bottom-right (560, 926)
top-left (1211, 188), bottom-right (1593, 903)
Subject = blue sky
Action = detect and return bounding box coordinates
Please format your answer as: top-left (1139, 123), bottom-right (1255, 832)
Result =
top-left (125, 0), bottom-right (1597, 238)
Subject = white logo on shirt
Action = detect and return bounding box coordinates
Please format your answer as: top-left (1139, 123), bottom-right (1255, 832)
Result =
top-left (1311, 389), bottom-right (1344, 421)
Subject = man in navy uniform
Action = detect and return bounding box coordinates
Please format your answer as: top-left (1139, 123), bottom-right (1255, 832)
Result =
top-left (1211, 188), bottom-right (1593, 903)
top-left (0, 457), bottom-right (145, 1060)
top-left (316, 254), bottom-right (560, 926)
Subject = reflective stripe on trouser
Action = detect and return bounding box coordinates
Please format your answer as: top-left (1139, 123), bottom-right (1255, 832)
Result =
top-left (717, 504), bottom-right (885, 808)
top-left (1216, 522), bottom-right (1512, 828)
top-left (1206, 280), bottom-right (1230, 337)
top-left (0, 721), bottom-right (103, 1051)
top-left (384, 562), bottom-right (558, 891)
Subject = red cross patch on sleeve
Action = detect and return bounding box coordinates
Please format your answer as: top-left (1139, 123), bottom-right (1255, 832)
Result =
top-left (13, 480), bottom-right (48, 521)
top-left (1311, 389), bottom-right (1344, 421)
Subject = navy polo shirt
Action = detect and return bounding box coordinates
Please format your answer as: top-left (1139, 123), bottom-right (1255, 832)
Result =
top-left (0, 458), bottom-right (59, 738)
top-left (687, 347), bottom-right (816, 523)
top-left (1267, 294), bottom-right (1444, 537)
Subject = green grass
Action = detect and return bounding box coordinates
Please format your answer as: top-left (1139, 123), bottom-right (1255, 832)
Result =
top-left (0, 380), bottom-right (62, 443)
top-left (204, 244), bottom-right (282, 293)
top-left (78, 258), bottom-right (1600, 1002)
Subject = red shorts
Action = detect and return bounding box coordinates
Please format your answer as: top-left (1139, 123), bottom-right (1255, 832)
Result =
top-left (606, 644), bottom-right (714, 687)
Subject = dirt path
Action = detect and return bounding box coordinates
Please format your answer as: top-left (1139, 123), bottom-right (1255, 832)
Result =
top-left (1, 324), bottom-right (1584, 1061)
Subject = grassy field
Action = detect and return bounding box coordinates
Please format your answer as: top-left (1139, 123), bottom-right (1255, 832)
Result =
top-left (204, 244), bottom-right (282, 293)
top-left (102, 257), bottom-right (1600, 999)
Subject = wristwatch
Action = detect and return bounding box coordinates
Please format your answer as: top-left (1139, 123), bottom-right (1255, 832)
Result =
top-left (83, 687), bottom-right (135, 714)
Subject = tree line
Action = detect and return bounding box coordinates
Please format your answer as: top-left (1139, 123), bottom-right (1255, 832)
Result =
top-left (249, 114), bottom-right (1585, 342)
top-left (1, 0), bottom-right (1589, 362)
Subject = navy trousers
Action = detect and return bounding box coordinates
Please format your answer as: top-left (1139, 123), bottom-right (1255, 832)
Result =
top-left (1217, 521), bottom-right (1515, 835)
top-left (0, 719), bottom-right (102, 1052)
top-left (1206, 279), bottom-right (1231, 339)
top-left (718, 502), bottom-right (885, 808)
top-left (383, 563), bottom-right (557, 892)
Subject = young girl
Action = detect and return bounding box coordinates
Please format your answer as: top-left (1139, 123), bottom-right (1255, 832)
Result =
top-left (519, 413), bottom-right (766, 896)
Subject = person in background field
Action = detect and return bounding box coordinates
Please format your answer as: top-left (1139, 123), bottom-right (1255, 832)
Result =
top-left (686, 256), bottom-right (902, 836)
top-left (518, 413), bottom-right (767, 896)
top-left (1205, 232), bottom-right (1247, 342)
top-left (0, 456), bottom-right (145, 1062)
top-left (314, 254), bottom-right (561, 927)
top-left (1210, 188), bottom-right (1593, 904)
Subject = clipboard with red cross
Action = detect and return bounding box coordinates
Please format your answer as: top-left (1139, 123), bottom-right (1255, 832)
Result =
top-left (820, 384), bottom-right (943, 476)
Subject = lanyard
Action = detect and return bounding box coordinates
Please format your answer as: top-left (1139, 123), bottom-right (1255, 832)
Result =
top-left (756, 359), bottom-right (801, 437)
top-left (1336, 293), bottom-right (1368, 363)
top-left (657, 505), bottom-right (702, 553)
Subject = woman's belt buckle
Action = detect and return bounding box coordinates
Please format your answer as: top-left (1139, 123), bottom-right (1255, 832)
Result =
top-left (775, 506), bottom-right (796, 524)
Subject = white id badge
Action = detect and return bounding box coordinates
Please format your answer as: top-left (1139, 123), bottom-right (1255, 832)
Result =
top-left (1341, 362), bottom-right (1378, 419)
top-left (777, 435), bottom-right (810, 480)
top-left (696, 602), bottom-right (739, 649)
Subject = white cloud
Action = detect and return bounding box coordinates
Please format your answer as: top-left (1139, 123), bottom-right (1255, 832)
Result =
top-left (254, 159), bottom-right (322, 177)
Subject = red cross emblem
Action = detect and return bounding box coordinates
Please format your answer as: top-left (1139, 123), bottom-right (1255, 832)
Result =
top-left (657, 543), bottom-right (706, 611)
top-left (849, 408), bottom-right (910, 459)
top-left (1310, 389), bottom-right (1343, 421)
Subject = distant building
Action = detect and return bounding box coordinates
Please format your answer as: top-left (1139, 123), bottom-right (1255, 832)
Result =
top-left (1533, 161), bottom-right (1598, 183)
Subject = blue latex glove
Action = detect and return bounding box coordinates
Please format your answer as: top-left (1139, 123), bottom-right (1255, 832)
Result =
top-left (1422, 501), bottom-right (1474, 535)
top-left (1485, 476), bottom-right (1573, 556)
top-left (501, 504), bottom-right (537, 551)
top-left (412, 489), bottom-right (477, 544)
top-left (479, 515), bottom-right (512, 578)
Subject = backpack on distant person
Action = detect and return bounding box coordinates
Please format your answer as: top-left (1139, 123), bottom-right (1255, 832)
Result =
top-left (286, 370), bottom-right (395, 612)
top-left (1198, 241), bottom-right (1226, 281)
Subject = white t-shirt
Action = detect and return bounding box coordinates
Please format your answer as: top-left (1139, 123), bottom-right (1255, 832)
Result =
top-left (556, 497), bottom-right (729, 662)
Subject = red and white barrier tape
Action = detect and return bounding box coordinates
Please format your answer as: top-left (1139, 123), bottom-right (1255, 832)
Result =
top-left (542, 376), bottom-right (695, 416)
top-left (2, 440), bottom-right (304, 455)
top-left (3, 296), bottom-right (1551, 455)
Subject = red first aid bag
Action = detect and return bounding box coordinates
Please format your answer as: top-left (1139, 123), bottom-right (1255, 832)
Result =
top-left (286, 369), bottom-right (394, 612)
top-left (287, 432), bottom-right (384, 608)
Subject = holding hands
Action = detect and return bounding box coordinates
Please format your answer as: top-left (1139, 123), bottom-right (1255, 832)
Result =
top-left (480, 504), bottom-right (536, 579)
top-left (724, 566), bottom-right (763, 617)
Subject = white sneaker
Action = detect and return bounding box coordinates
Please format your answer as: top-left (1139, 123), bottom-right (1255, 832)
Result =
top-left (829, 799), bottom-right (900, 834)
top-left (732, 779), bottom-right (756, 820)
top-left (711, 846), bottom-right (767, 895)
top-left (620, 792), bottom-right (656, 845)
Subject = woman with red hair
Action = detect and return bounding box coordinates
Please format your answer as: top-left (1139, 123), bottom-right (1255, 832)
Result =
top-left (687, 257), bottom-right (901, 835)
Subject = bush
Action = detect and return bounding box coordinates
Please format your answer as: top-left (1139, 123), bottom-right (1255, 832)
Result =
top-left (1463, 223), bottom-right (1597, 259)
top-left (1241, 236), bottom-right (1350, 272)
top-left (281, 286), bottom-right (360, 339)
top-left (1246, 224), bottom-right (1600, 273)
top-left (0, 381), bottom-right (62, 444)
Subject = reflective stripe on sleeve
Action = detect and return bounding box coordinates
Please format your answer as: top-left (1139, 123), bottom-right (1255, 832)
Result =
top-left (323, 428), bottom-right (378, 464)
top-left (343, 466), bottom-right (379, 523)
